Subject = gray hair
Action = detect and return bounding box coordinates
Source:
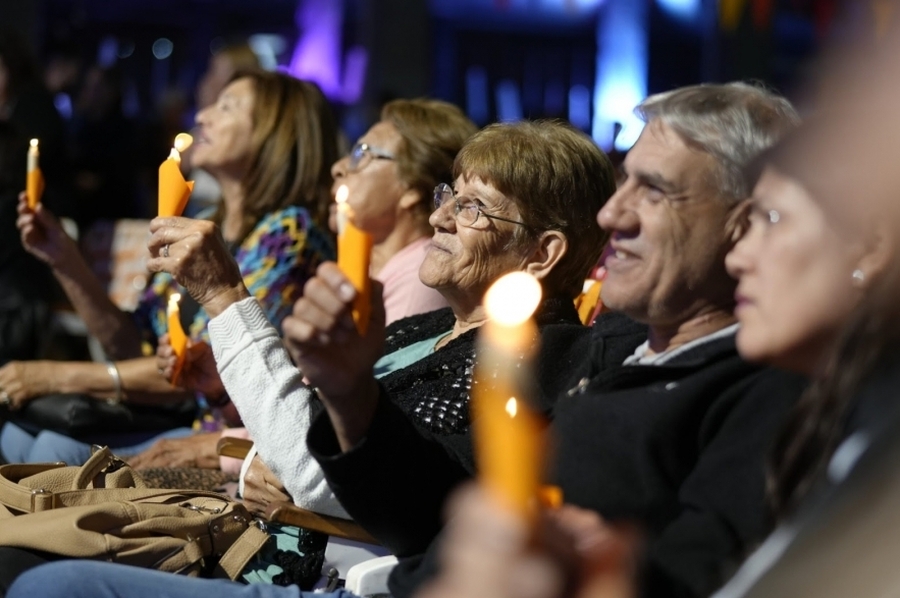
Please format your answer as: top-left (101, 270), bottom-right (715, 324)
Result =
top-left (636, 82), bottom-right (800, 202)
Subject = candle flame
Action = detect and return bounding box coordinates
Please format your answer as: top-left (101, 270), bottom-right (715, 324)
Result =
top-left (335, 184), bottom-right (349, 204)
top-left (173, 133), bottom-right (193, 152)
top-left (484, 272), bottom-right (542, 326)
top-left (505, 397), bottom-right (518, 418)
top-left (29, 138), bottom-right (39, 148)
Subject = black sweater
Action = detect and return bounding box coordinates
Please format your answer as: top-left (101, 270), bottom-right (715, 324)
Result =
top-left (308, 313), bottom-right (806, 598)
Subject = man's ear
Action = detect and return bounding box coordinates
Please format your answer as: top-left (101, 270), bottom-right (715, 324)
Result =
top-left (523, 230), bottom-right (568, 282)
top-left (724, 199), bottom-right (752, 246)
top-left (854, 222), bottom-right (894, 288)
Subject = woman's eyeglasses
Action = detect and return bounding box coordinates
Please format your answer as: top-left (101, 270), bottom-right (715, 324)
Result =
top-left (433, 183), bottom-right (529, 229)
top-left (348, 142), bottom-right (396, 172)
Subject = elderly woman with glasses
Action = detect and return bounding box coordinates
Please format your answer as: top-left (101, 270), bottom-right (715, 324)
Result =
top-left (327, 99), bottom-right (481, 325)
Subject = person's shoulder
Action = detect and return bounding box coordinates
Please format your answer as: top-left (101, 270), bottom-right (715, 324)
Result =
top-left (384, 307), bottom-right (456, 352)
top-left (255, 205), bottom-right (315, 230)
top-left (706, 364), bottom-right (808, 431)
top-left (246, 206), bottom-right (334, 250)
top-left (591, 311), bottom-right (648, 340)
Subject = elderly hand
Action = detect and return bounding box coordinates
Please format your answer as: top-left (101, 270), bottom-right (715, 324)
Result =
top-left (282, 262), bottom-right (386, 398)
top-left (0, 361), bottom-right (60, 409)
top-left (156, 335), bottom-right (226, 401)
top-left (419, 485), bottom-right (638, 598)
top-left (145, 217), bottom-right (250, 318)
top-left (15, 192), bottom-right (78, 269)
top-left (127, 432), bottom-right (222, 470)
top-left (241, 455), bottom-right (293, 517)
top-left (281, 263), bottom-right (386, 450)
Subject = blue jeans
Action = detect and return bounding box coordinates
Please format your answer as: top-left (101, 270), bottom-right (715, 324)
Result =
top-left (8, 561), bottom-right (360, 598)
top-left (0, 422), bottom-right (194, 464)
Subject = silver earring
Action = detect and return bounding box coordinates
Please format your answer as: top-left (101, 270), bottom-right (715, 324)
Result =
top-left (852, 269), bottom-right (866, 284)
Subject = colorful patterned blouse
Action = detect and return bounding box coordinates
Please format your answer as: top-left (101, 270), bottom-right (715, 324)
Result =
top-left (133, 206), bottom-right (335, 349)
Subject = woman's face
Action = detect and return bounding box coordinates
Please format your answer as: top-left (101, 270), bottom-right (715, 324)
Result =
top-left (330, 121), bottom-right (410, 242)
top-left (192, 77), bottom-right (255, 179)
top-left (419, 175), bottom-right (530, 303)
top-left (726, 167), bottom-right (865, 374)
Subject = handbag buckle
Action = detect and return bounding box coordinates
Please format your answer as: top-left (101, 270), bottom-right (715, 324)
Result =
top-left (181, 502), bottom-right (223, 514)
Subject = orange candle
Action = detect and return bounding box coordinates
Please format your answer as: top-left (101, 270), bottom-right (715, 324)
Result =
top-left (167, 293), bottom-right (189, 385)
top-left (26, 138), bottom-right (44, 209)
top-left (158, 133), bottom-right (195, 217)
top-left (472, 272), bottom-right (547, 524)
top-left (335, 184), bottom-right (373, 335)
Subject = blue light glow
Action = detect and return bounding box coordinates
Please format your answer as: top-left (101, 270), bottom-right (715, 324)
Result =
top-left (656, 0), bottom-right (701, 21)
top-left (592, 0), bottom-right (648, 151)
top-left (465, 67), bottom-right (489, 125)
top-left (152, 38), bottom-right (173, 61)
top-left (496, 79), bottom-right (523, 122)
top-left (568, 85), bottom-right (591, 129)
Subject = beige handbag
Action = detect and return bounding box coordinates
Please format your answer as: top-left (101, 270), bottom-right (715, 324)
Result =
top-left (0, 447), bottom-right (268, 578)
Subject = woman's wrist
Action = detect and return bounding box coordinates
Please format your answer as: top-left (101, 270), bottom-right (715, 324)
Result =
top-left (47, 232), bottom-right (81, 271)
top-left (202, 284), bottom-right (251, 319)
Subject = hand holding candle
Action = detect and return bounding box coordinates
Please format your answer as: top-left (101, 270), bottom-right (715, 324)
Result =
top-left (473, 271), bottom-right (547, 525)
top-left (158, 133), bottom-right (195, 217)
top-left (167, 293), bottom-right (189, 385)
top-left (26, 139), bottom-right (45, 209)
top-left (335, 184), bottom-right (373, 335)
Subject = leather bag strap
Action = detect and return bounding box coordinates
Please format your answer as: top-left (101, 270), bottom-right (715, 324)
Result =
top-left (213, 525), bottom-right (270, 580)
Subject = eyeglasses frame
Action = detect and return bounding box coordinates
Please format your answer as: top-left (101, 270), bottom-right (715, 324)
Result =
top-left (348, 142), bottom-right (396, 172)
top-left (433, 183), bottom-right (530, 229)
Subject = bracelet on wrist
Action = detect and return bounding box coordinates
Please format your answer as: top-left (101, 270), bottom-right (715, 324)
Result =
top-left (105, 361), bottom-right (124, 405)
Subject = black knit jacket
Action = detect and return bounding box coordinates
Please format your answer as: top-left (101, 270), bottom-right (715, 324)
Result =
top-left (376, 296), bottom-right (592, 473)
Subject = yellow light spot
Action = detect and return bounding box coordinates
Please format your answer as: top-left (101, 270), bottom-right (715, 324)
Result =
top-left (173, 133), bottom-right (193, 152)
top-left (335, 184), bottom-right (349, 204)
top-left (505, 397), bottom-right (518, 417)
top-left (484, 272), bottom-right (542, 326)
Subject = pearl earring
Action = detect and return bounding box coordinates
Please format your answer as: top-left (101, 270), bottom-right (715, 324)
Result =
top-left (852, 269), bottom-right (866, 284)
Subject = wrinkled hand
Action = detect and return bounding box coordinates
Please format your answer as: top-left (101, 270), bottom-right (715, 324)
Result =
top-left (419, 485), bottom-right (638, 598)
top-left (145, 217), bottom-right (249, 317)
top-left (127, 432), bottom-right (222, 470)
top-left (0, 361), bottom-right (59, 409)
top-left (281, 262), bottom-right (386, 398)
top-left (156, 335), bottom-right (226, 400)
top-left (15, 193), bottom-right (78, 268)
top-left (241, 455), bottom-right (293, 517)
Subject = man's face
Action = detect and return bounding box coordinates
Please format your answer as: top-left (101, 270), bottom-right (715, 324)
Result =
top-left (597, 118), bottom-right (737, 327)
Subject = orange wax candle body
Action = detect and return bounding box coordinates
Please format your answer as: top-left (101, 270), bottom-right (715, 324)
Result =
top-left (26, 139), bottom-right (44, 209)
top-left (167, 294), bottom-right (189, 385)
top-left (472, 272), bottom-right (547, 525)
top-left (335, 189), bottom-right (373, 335)
top-left (158, 133), bottom-right (195, 217)
top-left (158, 158), bottom-right (193, 217)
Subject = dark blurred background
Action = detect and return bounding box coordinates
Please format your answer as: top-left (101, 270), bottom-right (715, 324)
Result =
top-left (0, 0), bottom-right (887, 221)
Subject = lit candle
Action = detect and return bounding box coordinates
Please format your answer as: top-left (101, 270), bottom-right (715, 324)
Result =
top-left (472, 271), bottom-right (546, 524)
top-left (167, 293), bottom-right (189, 385)
top-left (26, 138), bottom-right (44, 209)
top-left (335, 184), bottom-right (373, 335)
top-left (159, 133), bottom-right (195, 217)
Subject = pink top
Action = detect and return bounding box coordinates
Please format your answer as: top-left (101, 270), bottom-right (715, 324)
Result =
top-left (375, 236), bottom-right (449, 326)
